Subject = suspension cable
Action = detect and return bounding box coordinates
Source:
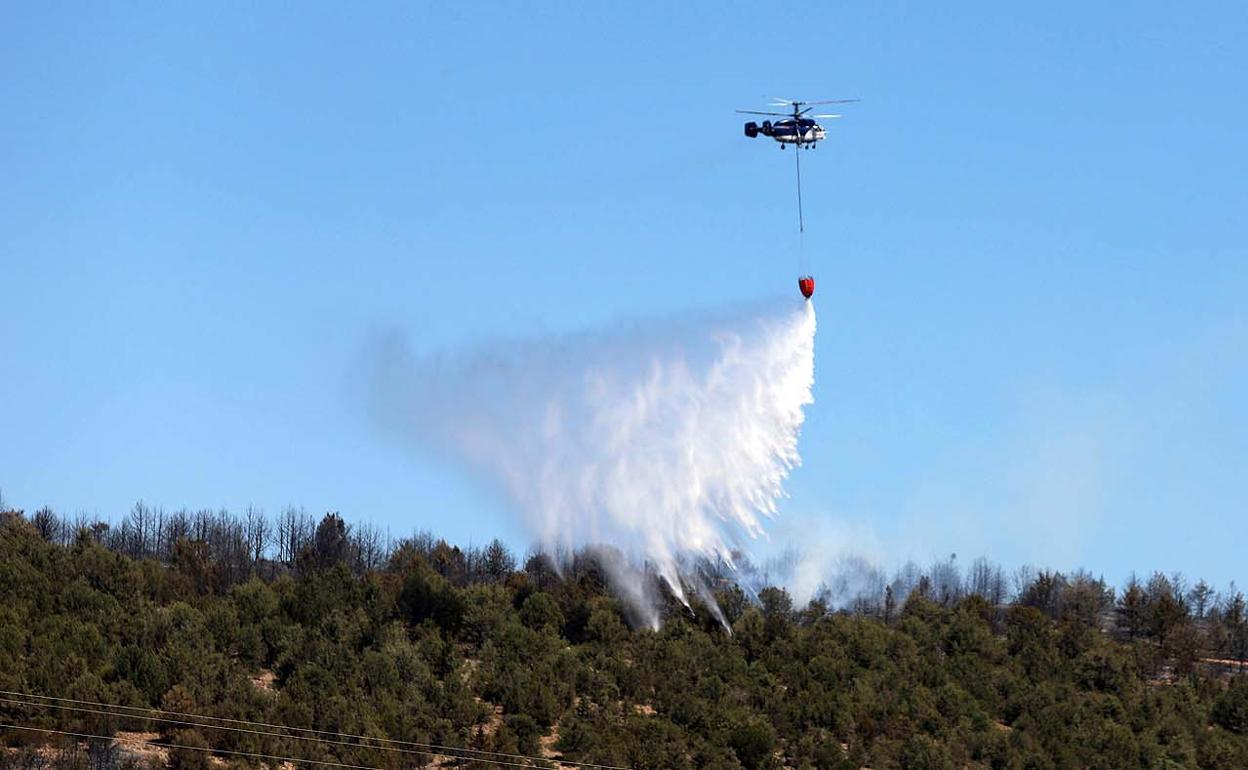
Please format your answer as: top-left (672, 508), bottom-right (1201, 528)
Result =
top-left (794, 140), bottom-right (805, 234)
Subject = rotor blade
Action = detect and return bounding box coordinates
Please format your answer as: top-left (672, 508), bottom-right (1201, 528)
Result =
top-left (802, 99), bottom-right (861, 105)
top-left (736, 110), bottom-right (790, 116)
top-left (809, 114), bottom-right (842, 118)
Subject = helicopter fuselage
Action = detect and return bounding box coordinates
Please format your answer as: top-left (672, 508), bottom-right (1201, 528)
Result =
top-left (744, 117), bottom-right (826, 146)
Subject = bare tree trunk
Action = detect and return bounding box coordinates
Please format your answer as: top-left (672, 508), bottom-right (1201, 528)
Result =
top-left (245, 505), bottom-right (270, 574)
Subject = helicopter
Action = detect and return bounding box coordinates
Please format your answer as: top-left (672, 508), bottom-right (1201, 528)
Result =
top-left (738, 97), bottom-right (859, 300)
top-left (738, 97), bottom-right (859, 149)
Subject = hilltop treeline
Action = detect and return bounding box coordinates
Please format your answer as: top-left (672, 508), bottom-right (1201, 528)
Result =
top-left (0, 504), bottom-right (1246, 770)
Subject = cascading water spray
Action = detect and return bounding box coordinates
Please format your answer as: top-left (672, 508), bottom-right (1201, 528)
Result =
top-left (368, 298), bottom-right (816, 627)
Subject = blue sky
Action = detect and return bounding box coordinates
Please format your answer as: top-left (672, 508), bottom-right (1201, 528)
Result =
top-left (3, 3), bottom-right (1245, 589)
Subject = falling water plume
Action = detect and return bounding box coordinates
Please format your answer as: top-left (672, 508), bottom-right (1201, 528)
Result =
top-left (368, 299), bottom-right (817, 627)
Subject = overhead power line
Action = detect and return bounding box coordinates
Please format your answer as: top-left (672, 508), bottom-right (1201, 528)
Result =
top-left (0, 724), bottom-right (532, 770)
top-left (0, 697), bottom-right (459, 762)
top-left (0, 720), bottom-right (552, 770)
top-left (0, 690), bottom-right (631, 770)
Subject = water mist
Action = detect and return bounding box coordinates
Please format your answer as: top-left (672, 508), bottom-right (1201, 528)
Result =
top-left (368, 299), bottom-right (817, 627)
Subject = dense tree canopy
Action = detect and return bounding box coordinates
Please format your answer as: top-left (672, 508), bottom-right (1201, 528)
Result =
top-left (0, 505), bottom-right (1245, 769)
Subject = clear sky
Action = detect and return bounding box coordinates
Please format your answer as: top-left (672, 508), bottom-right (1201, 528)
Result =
top-left (3, 3), bottom-right (1245, 590)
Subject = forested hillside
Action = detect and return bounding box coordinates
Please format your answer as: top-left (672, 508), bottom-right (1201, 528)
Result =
top-left (1, 505), bottom-right (1246, 770)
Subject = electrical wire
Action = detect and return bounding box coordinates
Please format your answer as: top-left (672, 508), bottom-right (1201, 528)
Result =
top-left (0, 690), bottom-right (631, 770)
top-left (1, 690), bottom-right (608, 766)
top-left (0, 724), bottom-right (534, 770)
top-left (0, 697), bottom-right (462, 764)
